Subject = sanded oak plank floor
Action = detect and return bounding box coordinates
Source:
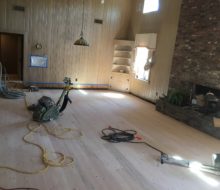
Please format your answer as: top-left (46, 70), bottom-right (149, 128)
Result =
top-left (0, 89), bottom-right (220, 190)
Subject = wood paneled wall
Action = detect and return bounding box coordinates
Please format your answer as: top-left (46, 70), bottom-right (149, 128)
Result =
top-left (129, 0), bottom-right (182, 102)
top-left (0, 0), bottom-right (132, 85)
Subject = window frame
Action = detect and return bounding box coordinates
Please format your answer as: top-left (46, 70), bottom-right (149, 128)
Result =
top-left (143, 0), bottom-right (159, 14)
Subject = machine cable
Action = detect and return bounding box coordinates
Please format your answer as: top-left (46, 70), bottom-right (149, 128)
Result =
top-left (0, 62), bottom-right (25, 99)
top-left (101, 126), bottom-right (165, 154)
top-left (0, 122), bottom-right (75, 174)
top-left (0, 88), bottom-right (82, 175)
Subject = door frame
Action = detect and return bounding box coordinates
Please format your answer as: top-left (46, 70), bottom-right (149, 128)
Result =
top-left (0, 30), bottom-right (26, 81)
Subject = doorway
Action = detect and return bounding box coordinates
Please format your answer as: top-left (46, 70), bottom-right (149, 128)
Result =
top-left (0, 33), bottom-right (24, 81)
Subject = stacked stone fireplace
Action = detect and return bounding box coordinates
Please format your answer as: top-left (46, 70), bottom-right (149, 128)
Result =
top-left (157, 0), bottom-right (220, 139)
top-left (192, 84), bottom-right (220, 115)
top-left (169, 0), bottom-right (220, 93)
top-left (156, 90), bottom-right (220, 139)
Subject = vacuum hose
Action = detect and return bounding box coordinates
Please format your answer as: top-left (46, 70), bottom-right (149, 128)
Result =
top-left (0, 62), bottom-right (25, 99)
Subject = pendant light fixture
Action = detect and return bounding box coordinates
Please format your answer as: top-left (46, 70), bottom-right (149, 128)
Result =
top-left (74, 0), bottom-right (89, 46)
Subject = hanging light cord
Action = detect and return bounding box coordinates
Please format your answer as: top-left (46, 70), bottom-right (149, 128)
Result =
top-left (80, 0), bottom-right (85, 36)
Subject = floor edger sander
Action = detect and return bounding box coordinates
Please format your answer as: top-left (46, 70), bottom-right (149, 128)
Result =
top-left (28, 77), bottom-right (73, 122)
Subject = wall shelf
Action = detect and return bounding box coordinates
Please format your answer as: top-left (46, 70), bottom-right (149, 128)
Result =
top-left (112, 63), bottom-right (130, 66)
top-left (113, 56), bottom-right (131, 59)
top-left (111, 72), bottom-right (130, 76)
top-left (109, 40), bottom-right (134, 92)
top-left (114, 50), bottom-right (131, 52)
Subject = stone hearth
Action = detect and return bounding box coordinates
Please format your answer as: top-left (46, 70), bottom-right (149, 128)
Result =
top-left (156, 98), bottom-right (220, 139)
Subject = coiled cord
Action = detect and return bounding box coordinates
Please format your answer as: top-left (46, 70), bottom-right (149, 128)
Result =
top-left (101, 126), bottom-right (165, 154)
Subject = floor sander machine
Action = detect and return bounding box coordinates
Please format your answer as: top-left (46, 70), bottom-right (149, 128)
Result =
top-left (28, 77), bottom-right (73, 122)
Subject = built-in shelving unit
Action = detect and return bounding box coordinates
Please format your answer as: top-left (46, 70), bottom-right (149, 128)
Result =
top-left (109, 40), bottom-right (134, 92)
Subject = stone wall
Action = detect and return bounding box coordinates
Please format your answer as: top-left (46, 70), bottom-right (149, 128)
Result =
top-left (169, 0), bottom-right (220, 91)
top-left (156, 98), bottom-right (220, 139)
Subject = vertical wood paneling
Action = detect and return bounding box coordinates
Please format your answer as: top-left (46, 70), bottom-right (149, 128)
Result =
top-left (129, 0), bottom-right (182, 102)
top-left (0, 0), bottom-right (7, 29)
top-left (6, 0), bottom-right (27, 33)
top-left (0, 0), bottom-right (132, 86)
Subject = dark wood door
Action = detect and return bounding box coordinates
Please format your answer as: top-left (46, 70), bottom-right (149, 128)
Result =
top-left (0, 33), bottom-right (23, 80)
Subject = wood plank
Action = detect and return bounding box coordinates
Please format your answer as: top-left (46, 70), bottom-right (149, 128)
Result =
top-left (0, 0), bottom-right (7, 30)
top-left (0, 90), bottom-right (220, 189)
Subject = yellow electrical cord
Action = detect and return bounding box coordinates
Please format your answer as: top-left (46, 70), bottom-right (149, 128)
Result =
top-left (0, 96), bottom-right (82, 174)
top-left (27, 122), bottom-right (83, 140)
top-left (0, 123), bottom-right (74, 174)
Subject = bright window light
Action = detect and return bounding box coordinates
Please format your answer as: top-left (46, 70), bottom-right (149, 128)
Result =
top-left (134, 47), bottom-right (150, 81)
top-left (143, 0), bottom-right (159, 14)
top-left (103, 92), bottom-right (125, 99)
top-left (78, 90), bottom-right (88, 95)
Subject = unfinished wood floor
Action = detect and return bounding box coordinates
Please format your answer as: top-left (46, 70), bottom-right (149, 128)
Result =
top-left (0, 90), bottom-right (220, 190)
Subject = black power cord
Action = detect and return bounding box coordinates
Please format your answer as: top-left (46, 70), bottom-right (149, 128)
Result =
top-left (101, 126), bottom-right (165, 154)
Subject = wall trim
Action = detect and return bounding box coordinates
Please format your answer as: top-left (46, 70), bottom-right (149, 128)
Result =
top-left (25, 81), bottom-right (109, 89)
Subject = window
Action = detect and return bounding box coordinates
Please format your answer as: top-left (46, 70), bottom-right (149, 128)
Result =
top-left (134, 47), bottom-right (150, 81)
top-left (134, 33), bottom-right (157, 81)
top-left (143, 0), bottom-right (159, 14)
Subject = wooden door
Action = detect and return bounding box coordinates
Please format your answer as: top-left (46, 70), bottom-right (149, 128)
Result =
top-left (0, 33), bottom-right (23, 81)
